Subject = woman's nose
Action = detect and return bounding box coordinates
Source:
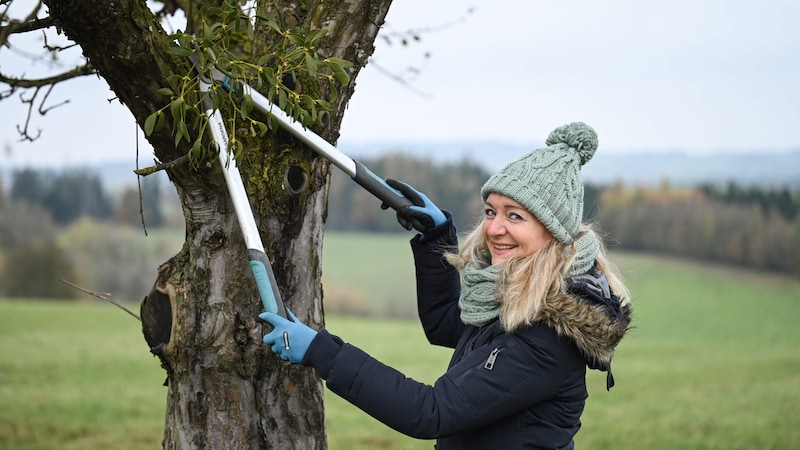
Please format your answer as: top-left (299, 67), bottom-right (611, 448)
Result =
top-left (485, 218), bottom-right (506, 236)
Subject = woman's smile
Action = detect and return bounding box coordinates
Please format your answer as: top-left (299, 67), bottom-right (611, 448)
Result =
top-left (483, 193), bottom-right (553, 265)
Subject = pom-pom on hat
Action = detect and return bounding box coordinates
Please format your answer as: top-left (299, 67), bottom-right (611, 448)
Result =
top-left (481, 122), bottom-right (598, 244)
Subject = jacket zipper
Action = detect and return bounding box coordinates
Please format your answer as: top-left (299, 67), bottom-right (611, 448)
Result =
top-left (484, 348), bottom-right (501, 370)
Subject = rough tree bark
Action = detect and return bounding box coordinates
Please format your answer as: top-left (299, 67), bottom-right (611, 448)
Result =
top-left (42, 0), bottom-right (392, 448)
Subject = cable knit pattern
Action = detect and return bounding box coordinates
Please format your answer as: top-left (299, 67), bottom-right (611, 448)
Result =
top-left (458, 262), bottom-right (503, 327)
top-left (567, 231), bottom-right (601, 277)
top-left (481, 122), bottom-right (598, 244)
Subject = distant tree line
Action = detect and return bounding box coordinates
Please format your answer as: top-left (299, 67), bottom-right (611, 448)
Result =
top-left (10, 168), bottom-right (113, 225)
top-left (597, 181), bottom-right (800, 275)
top-left (327, 156), bottom-right (800, 276)
top-left (0, 168), bottom-right (173, 299)
top-left (2, 157), bottom-right (798, 300)
top-left (0, 200), bottom-right (76, 298)
top-left (7, 168), bottom-right (165, 227)
top-left (699, 182), bottom-right (799, 221)
top-left (326, 153), bottom-right (492, 233)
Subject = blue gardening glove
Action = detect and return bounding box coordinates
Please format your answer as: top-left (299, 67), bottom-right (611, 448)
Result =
top-left (382, 179), bottom-right (446, 232)
top-left (259, 309), bottom-right (317, 364)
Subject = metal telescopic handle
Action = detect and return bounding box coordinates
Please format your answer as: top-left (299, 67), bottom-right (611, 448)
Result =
top-left (241, 85), bottom-right (415, 212)
top-left (202, 88), bottom-right (287, 318)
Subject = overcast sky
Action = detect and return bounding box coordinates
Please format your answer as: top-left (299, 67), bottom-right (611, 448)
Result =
top-left (1, 0), bottom-right (799, 168)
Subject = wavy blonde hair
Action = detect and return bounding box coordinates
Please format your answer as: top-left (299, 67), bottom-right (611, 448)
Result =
top-left (445, 222), bottom-right (630, 332)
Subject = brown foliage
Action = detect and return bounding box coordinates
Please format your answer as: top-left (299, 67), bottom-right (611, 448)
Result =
top-left (597, 184), bottom-right (800, 275)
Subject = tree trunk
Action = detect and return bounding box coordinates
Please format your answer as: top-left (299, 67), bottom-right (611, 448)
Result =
top-left (43, 0), bottom-right (392, 448)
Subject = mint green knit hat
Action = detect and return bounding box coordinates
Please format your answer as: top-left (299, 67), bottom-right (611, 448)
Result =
top-left (480, 122), bottom-right (598, 244)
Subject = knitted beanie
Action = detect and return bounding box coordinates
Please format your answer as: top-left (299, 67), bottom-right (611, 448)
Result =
top-left (481, 122), bottom-right (598, 244)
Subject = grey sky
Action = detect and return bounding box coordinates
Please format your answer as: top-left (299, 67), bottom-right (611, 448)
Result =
top-left (1, 0), bottom-right (798, 168)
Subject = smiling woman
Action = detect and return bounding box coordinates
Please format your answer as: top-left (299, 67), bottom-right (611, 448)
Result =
top-left (259, 121), bottom-right (633, 449)
top-left (482, 193), bottom-right (553, 265)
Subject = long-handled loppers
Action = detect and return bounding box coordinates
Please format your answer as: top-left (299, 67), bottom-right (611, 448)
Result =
top-left (194, 58), bottom-right (419, 222)
top-left (195, 59), bottom-right (287, 318)
top-left (191, 52), bottom-right (423, 318)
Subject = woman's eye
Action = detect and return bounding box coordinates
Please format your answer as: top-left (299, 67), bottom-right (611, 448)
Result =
top-left (509, 212), bottom-right (523, 221)
top-left (484, 208), bottom-right (496, 217)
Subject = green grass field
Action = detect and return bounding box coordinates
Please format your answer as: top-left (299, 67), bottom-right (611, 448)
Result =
top-left (2, 232), bottom-right (800, 449)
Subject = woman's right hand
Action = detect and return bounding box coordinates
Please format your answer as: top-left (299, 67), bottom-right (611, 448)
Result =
top-left (382, 179), bottom-right (446, 233)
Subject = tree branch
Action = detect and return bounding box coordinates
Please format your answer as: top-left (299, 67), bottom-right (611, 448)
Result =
top-left (1, 64), bottom-right (95, 140)
top-left (0, 16), bottom-right (54, 36)
top-left (0, 1), bottom-right (47, 46)
top-left (59, 278), bottom-right (142, 322)
top-left (133, 154), bottom-right (189, 176)
top-left (0, 64), bottom-right (95, 90)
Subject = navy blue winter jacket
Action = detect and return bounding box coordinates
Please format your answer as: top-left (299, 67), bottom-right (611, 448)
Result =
top-left (302, 220), bottom-right (631, 449)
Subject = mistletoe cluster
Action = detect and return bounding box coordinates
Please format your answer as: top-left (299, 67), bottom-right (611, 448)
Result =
top-left (144, 1), bottom-right (352, 168)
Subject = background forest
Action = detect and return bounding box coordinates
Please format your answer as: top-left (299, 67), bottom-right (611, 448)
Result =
top-left (1, 151), bottom-right (799, 304)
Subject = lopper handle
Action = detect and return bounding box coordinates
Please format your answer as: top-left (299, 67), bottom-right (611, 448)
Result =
top-left (207, 69), bottom-right (417, 227)
top-left (194, 56), bottom-right (289, 319)
top-left (248, 249), bottom-right (288, 318)
top-left (235, 82), bottom-right (415, 213)
top-left (351, 161), bottom-right (415, 213)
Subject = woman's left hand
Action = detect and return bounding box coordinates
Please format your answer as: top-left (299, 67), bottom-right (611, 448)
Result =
top-left (259, 309), bottom-right (318, 363)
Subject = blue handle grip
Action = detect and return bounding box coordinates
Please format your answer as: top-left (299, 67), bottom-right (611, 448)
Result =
top-left (248, 249), bottom-right (287, 318)
top-left (352, 161), bottom-right (414, 212)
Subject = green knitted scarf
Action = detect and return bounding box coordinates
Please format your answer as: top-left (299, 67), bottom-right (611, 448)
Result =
top-left (458, 261), bottom-right (503, 327)
top-left (458, 233), bottom-right (600, 327)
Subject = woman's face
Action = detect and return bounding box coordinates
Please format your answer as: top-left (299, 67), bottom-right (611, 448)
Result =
top-left (482, 193), bottom-right (553, 265)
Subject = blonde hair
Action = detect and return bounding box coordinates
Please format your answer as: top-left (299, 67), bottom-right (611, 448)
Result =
top-left (445, 222), bottom-right (630, 332)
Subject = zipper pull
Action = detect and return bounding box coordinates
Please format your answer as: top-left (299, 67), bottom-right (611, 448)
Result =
top-left (484, 348), bottom-right (501, 370)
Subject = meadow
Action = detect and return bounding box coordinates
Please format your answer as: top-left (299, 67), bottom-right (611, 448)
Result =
top-left (2, 232), bottom-right (800, 449)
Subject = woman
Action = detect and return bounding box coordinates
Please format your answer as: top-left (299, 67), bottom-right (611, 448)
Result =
top-left (260, 122), bottom-right (632, 449)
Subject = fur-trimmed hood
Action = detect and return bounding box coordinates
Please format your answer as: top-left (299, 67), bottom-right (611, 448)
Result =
top-left (535, 271), bottom-right (632, 387)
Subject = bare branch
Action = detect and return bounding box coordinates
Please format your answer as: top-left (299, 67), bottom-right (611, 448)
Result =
top-left (371, 7), bottom-right (473, 96)
top-left (133, 154), bottom-right (189, 176)
top-left (135, 126), bottom-right (149, 236)
top-left (0, 16), bottom-right (53, 36)
top-left (0, 63), bottom-right (95, 90)
top-left (381, 7), bottom-right (474, 45)
top-left (1, 64), bottom-right (95, 140)
top-left (368, 60), bottom-right (432, 98)
top-left (41, 27), bottom-right (80, 53)
top-left (59, 278), bottom-right (142, 322)
top-left (15, 86), bottom-right (44, 141)
top-left (0, 1), bottom-right (46, 46)
top-left (14, 84), bottom-right (72, 141)
top-left (36, 81), bottom-right (68, 113)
